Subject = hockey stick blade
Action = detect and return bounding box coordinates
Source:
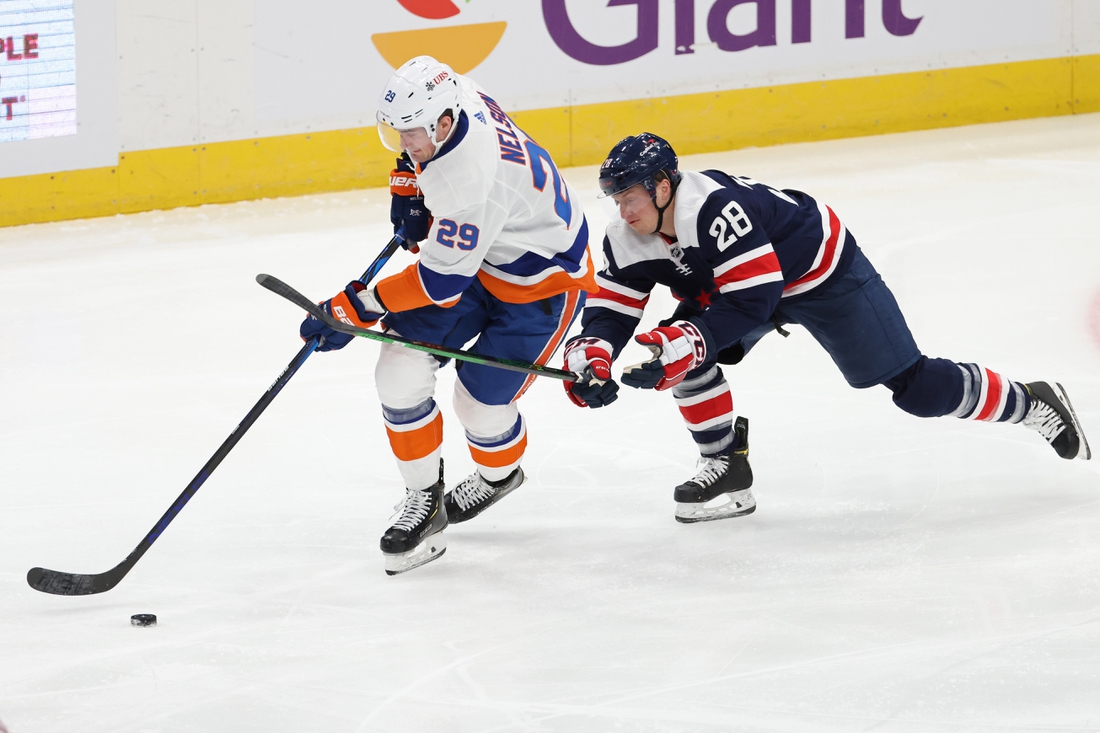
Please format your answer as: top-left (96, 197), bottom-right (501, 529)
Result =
top-left (28, 563), bottom-right (128, 596)
top-left (257, 274), bottom-right (579, 382)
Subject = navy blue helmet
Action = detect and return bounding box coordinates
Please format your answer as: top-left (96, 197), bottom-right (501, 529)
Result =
top-left (598, 133), bottom-right (682, 199)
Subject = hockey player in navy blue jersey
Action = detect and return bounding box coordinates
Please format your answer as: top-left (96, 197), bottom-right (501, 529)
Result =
top-left (561, 132), bottom-right (1091, 523)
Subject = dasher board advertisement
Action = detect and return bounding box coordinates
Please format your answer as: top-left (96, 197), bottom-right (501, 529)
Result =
top-left (257, 0), bottom-right (1079, 119)
top-left (0, 0), bottom-right (76, 143)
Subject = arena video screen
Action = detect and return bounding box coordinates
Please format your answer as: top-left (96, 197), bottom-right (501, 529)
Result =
top-left (0, 0), bottom-right (76, 143)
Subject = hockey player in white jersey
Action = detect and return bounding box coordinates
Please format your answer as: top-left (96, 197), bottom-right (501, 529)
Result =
top-left (300, 57), bottom-right (597, 574)
top-left (563, 132), bottom-right (1090, 523)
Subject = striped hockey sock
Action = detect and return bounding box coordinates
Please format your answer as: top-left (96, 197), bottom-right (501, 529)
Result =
top-left (672, 365), bottom-right (735, 456)
top-left (466, 414), bottom-right (527, 483)
top-left (951, 363), bottom-right (1030, 423)
top-left (382, 397), bottom-right (445, 490)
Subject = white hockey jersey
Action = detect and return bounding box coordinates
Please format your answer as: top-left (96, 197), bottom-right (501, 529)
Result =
top-left (376, 76), bottom-right (597, 312)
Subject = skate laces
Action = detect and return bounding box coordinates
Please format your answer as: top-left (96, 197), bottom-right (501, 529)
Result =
top-left (391, 489), bottom-right (432, 532)
top-left (1023, 399), bottom-right (1065, 442)
top-left (451, 473), bottom-right (495, 511)
top-left (690, 455), bottom-right (729, 488)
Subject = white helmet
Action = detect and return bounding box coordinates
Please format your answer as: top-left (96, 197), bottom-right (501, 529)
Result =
top-left (376, 56), bottom-right (462, 154)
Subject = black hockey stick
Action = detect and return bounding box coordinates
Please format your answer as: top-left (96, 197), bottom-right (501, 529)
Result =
top-left (27, 236), bottom-right (405, 596)
top-left (256, 273), bottom-right (580, 382)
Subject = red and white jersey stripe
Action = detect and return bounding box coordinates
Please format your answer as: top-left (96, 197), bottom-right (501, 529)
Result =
top-left (586, 274), bottom-right (651, 319)
top-left (782, 202), bottom-right (847, 298)
top-left (714, 243), bottom-right (784, 294)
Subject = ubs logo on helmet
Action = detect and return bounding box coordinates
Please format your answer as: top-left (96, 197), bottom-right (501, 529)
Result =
top-left (372, 1), bottom-right (508, 74)
top-left (425, 69), bottom-right (449, 91)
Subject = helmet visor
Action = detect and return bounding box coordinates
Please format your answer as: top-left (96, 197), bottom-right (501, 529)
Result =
top-left (377, 121), bottom-right (405, 153)
top-left (377, 121), bottom-right (437, 155)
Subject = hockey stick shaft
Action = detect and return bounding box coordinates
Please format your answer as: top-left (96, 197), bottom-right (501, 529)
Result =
top-left (256, 274), bottom-right (580, 382)
top-left (27, 236), bottom-right (404, 596)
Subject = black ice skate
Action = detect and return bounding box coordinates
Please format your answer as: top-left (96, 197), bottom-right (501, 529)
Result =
top-left (674, 416), bottom-right (755, 523)
top-left (380, 467), bottom-right (449, 576)
top-left (444, 467), bottom-right (526, 524)
top-left (1022, 382), bottom-right (1091, 460)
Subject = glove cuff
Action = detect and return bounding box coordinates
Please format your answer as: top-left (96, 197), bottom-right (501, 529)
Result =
top-left (356, 286), bottom-right (386, 317)
top-left (341, 282), bottom-right (386, 323)
top-left (564, 335), bottom-right (614, 355)
top-left (389, 167), bottom-right (420, 197)
top-left (676, 318), bottom-right (715, 365)
top-left (563, 335), bottom-right (614, 373)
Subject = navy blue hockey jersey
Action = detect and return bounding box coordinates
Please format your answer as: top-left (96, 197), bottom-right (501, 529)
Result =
top-left (581, 169), bottom-right (858, 357)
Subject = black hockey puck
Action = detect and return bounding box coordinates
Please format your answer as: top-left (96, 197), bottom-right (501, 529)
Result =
top-left (130, 613), bottom-right (157, 627)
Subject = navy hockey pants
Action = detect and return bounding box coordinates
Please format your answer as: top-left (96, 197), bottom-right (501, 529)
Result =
top-left (729, 248), bottom-right (963, 417)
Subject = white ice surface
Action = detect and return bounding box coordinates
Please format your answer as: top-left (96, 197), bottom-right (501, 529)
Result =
top-left (2, 115), bottom-right (1100, 733)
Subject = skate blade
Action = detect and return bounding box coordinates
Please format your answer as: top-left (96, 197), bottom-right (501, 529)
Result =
top-left (384, 536), bottom-right (447, 576)
top-left (1055, 383), bottom-right (1091, 460)
top-left (675, 490), bottom-right (757, 524)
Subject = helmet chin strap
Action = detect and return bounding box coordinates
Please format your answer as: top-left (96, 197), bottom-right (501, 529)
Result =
top-left (650, 180), bottom-right (678, 235)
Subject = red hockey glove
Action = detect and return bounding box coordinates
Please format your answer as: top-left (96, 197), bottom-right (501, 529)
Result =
top-left (621, 320), bottom-right (708, 391)
top-left (562, 336), bottom-right (619, 408)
